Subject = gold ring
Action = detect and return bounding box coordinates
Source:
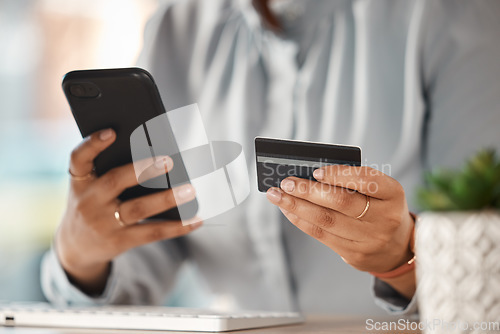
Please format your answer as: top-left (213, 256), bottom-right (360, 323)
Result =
top-left (68, 169), bottom-right (95, 181)
top-left (356, 195), bottom-right (370, 219)
top-left (114, 204), bottom-right (126, 227)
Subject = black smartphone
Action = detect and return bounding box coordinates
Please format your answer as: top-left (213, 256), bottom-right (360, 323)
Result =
top-left (62, 67), bottom-right (198, 221)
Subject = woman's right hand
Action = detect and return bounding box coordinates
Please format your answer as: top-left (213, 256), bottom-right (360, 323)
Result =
top-left (55, 128), bottom-right (201, 295)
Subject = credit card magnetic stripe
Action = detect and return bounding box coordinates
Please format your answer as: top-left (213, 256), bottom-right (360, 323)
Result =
top-left (255, 137), bottom-right (361, 162)
top-left (256, 156), bottom-right (356, 168)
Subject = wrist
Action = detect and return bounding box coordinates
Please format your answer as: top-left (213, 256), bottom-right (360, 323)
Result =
top-left (376, 267), bottom-right (416, 300)
top-left (373, 211), bottom-right (416, 274)
top-left (370, 252), bottom-right (416, 279)
top-left (369, 211), bottom-right (417, 300)
top-left (55, 229), bottom-right (110, 295)
top-left (62, 258), bottom-right (111, 296)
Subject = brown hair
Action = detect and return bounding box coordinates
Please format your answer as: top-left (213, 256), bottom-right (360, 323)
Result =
top-left (252, 0), bottom-right (282, 31)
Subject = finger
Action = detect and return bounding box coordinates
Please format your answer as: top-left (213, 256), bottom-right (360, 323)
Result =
top-left (118, 184), bottom-right (196, 225)
top-left (267, 187), bottom-right (370, 241)
top-left (90, 156), bottom-right (173, 202)
top-left (280, 177), bottom-right (380, 220)
top-left (120, 220), bottom-right (203, 249)
top-left (313, 165), bottom-right (403, 200)
top-left (280, 208), bottom-right (391, 272)
top-left (69, 129), bottom-right (115, 177)
top-left (279, 208), bottom-right (357, 252)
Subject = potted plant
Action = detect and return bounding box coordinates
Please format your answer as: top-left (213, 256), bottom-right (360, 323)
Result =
top-left (416, 149), bottom-right (500, 333)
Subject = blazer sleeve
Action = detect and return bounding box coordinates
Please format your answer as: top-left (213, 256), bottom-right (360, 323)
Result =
top-left (423, 0), bottom-right (500, 170)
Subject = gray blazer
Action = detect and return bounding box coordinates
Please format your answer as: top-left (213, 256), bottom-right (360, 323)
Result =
top-left (42, 0), bottom-right (500, 316)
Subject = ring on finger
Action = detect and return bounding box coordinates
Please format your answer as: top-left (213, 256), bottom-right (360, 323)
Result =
top-left (356, 195), bottom-right (370, 220)
top-left (69, 169), bottom-right (95, 181)
top-left (114, 203), bottom-right (127, 227)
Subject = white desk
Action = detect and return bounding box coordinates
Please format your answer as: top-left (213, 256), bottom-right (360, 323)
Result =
top-left (0, 316), bottom-right (420, 334)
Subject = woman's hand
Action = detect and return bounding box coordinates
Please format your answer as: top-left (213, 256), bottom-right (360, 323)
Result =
top-left (56, 129), bottom-right (201, 295)
top-left (266, 165), bottom-right (415, 298)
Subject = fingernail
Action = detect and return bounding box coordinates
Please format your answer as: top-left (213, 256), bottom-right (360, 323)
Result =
top-left (155, 156), bottom-right (173, 170)
top-left (174, 184), bottom-right (195, 200)
top-left (281, 179), bottom-right (295, 193)
top-left (100, 129), bottom-right (113, 141)
top-left (313, 168), bottom-right (324, 180)
top-left (266, 188), bottom-right (282, 203)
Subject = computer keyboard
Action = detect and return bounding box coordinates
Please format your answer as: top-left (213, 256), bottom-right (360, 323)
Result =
top-left (0, 303), bottom-right (304, 332)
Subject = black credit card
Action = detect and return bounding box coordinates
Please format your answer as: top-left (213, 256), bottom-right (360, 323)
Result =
top-left (255, 137), bottom-right (361, 192)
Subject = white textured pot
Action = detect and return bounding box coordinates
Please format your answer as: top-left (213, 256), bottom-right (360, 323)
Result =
top-left (416, 211), bottom-right (500, 334)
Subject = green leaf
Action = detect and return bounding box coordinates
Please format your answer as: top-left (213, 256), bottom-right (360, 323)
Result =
top-left (417, 149), bottom-right (500, 211)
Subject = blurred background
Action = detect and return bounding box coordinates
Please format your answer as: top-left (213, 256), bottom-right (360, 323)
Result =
top-left (0, 0), bottom-right (206, 304)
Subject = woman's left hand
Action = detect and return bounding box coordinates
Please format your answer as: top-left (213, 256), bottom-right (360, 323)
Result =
top-left (266, 165), bottom-right (414, 274)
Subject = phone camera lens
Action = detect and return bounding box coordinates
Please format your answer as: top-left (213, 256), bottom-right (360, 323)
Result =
top-left (69, 83), bottom-right (101, 98)
top-left (70, 84), bottom-right (85, 97)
